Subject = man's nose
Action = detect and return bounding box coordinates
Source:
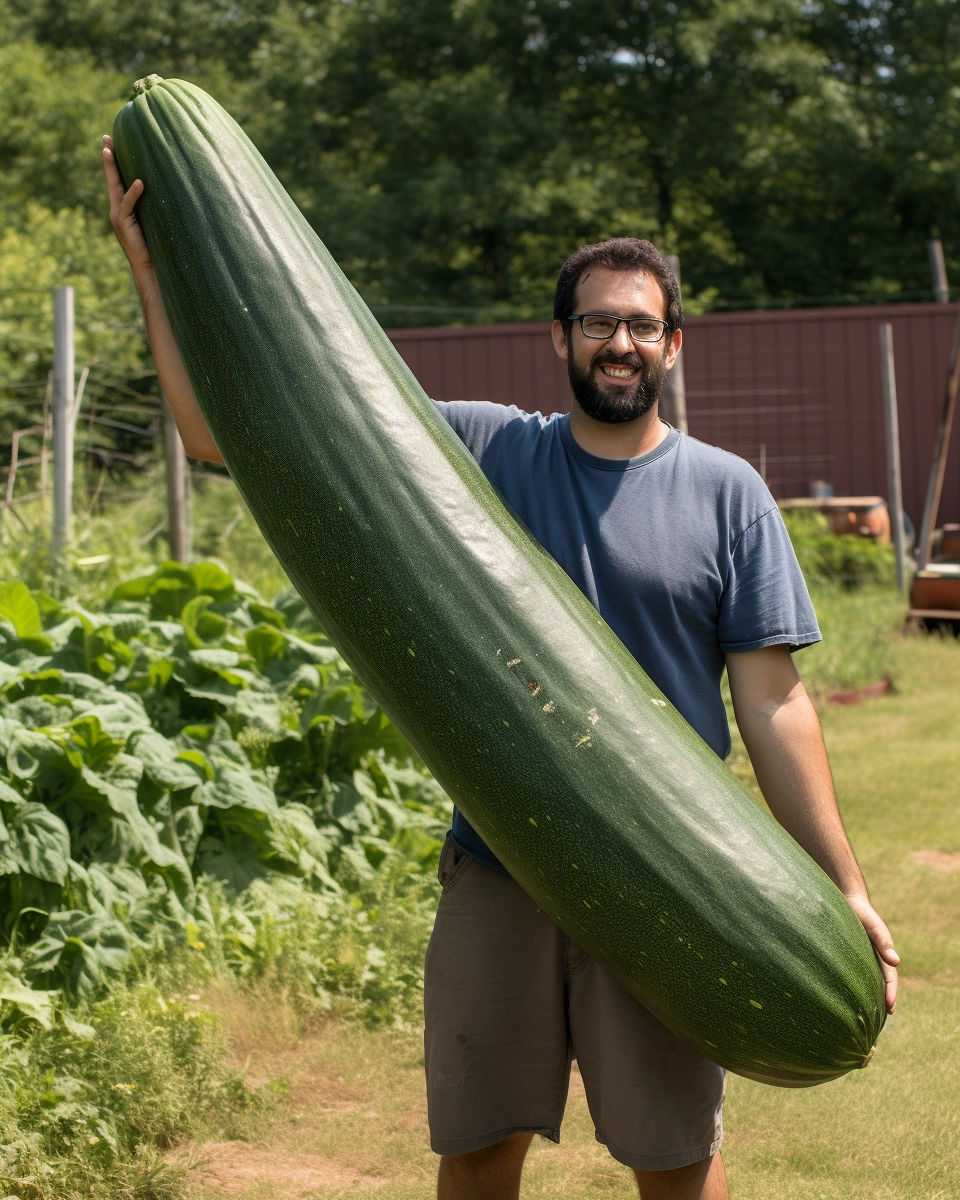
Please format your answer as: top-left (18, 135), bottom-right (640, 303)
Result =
top-left (609, 322), bottom-right (636, 355)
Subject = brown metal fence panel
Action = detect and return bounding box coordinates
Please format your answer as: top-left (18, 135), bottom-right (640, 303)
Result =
top-left (389, 322), bottom-right (568, 415)
top-left (389, 303), bottom-right (960, 527)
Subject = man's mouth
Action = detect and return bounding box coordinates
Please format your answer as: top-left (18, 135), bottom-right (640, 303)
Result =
top-left (598, 362), bottom-right (639, 380)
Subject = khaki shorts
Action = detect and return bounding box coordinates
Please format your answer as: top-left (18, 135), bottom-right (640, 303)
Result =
top-left (424, 835), bottom-right (725, 1170)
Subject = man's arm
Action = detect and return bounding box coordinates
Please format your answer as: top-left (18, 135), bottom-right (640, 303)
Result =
top-left (103, 135), bottom-right (224, 464)
top-left (725, 643), bottom-right (899, 1014)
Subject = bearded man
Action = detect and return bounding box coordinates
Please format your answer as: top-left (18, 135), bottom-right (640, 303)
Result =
top-left (103, 138), bottom-right (897, 1200)
top-left (420, 239), bottom-right (897, 1200)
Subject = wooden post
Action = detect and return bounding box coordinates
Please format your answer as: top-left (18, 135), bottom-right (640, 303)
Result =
top-left (660, 254), bottom-right (688, 433)
top-left (928, 239), bottom-right (950, 304)
top-left (879, 323), bottom-right (907, 594)
top-left (161, 393), bottom-right (190, 562)
top-left (916, 307), bottom-right (960, 568)
top-left (51, 286), bottom-right (75, 553)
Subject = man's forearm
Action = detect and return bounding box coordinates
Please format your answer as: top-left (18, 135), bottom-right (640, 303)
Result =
top-left (727, 644), bottom-right (898, 1012)
top-left (735, 683), bottom-right (866, 896)
top-left (134, 267), bottom-right (224, 464)
top-left (726, 647), bottom-right (865, 897)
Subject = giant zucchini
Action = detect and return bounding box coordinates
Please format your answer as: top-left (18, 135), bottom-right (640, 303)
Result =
top-left (113, 76), bottom-right (885, 1086)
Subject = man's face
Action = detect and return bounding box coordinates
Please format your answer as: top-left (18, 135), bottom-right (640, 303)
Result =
top-left (551, 266), bottom-right (681, 425)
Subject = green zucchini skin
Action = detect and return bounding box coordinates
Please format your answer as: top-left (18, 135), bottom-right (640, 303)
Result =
top-left (113, 78), bottom-right (885, 1087)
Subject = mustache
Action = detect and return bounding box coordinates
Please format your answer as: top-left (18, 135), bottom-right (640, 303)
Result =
top-left (594, 352), bottom-right (643, 369)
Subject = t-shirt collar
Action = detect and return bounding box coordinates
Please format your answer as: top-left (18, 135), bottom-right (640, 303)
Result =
top-left (559, 416), bottom-right (681, 471)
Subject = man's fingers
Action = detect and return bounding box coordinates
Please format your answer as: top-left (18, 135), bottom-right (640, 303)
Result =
top-left (118, 177), bottom-right (144, 219)
top-left (845, 895), bottom-right (898, 1014)
top-left (102, 136), bottom-right (143, 218)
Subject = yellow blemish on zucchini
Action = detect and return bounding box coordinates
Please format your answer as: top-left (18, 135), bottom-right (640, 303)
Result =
top-left (542, 701), bottom-right (556, 712)
top-left (575, 735), bottom-right (591, 748)
top-left (407, 647), bottom-right (415, 657)
top-left (502, 720), bottom-right (509, 727)
top-left (719, 978), bottom-right (727, 985)
top-left (583, 900), bottom-right (591, 908)
top-left (650, 698), bottom-right (667, 707)
top-left (749, 1000), bottom-right (763, 1009)
top-left (383, 628), bottom-right (390, 635)
top-left (571, 863), bottom-right (578, 869)
top-left (529, 817), bottom-right (537, 826)
top-left (507, 658), bottom-right (521, 668)
top-left (588, 707), bottom-right (599, 725)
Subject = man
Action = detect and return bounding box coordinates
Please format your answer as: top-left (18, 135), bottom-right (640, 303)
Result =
top-left (105, 139), bottom-right (898, 1200)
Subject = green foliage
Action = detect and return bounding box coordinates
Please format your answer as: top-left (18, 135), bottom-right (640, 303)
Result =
top-left (782, 508), bottom-right (896, 589)
top-left (0, 977), bottom-right (251, 1198)
top-left (4, 0), bottom-right (960, 342)
top-left (0, 560), bottom-right (449, 1026)
top-left (0, 205), bottom-right (142, 386)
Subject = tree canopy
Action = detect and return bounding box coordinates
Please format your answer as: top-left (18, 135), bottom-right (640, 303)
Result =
top-left (2, 0), bottom-right (960, 336)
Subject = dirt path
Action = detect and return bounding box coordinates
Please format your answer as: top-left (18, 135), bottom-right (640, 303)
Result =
top-left (177, 986), bottom-right (626, 1199)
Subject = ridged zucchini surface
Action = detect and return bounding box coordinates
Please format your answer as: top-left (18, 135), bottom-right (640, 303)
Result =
top-left (113, 76), bottom-right (885, 1086)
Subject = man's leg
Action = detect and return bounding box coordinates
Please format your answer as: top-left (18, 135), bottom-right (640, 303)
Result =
top-left (568, 942), bottom-right (726, 1186)
top-left (634, 1151), bottom-right (727, 1200)
top-left (424, 838), bottom-right (571, 1179)
top-left (437, 1131), bottom-right (535, 1200)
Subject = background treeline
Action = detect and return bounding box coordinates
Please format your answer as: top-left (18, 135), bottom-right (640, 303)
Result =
top-left (4, 0), bottom-right (960, 343)
top-left (3, 0), bottom-right (960, 475)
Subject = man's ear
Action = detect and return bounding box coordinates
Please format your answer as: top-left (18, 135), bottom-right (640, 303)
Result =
top-left (551, 319), bottom-right (570, 361)
top-left (665, 328), bottom-right (682, 371)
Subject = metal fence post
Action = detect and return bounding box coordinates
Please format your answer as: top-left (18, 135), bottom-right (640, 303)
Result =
top-left (878, 323), bottom-right (908, 594)
top-left (661, 254), bottom-right (688, 433)
top-left (51, 286), bottom-right (75, 554)
top-left (161, 393), bottom-right (191, 562)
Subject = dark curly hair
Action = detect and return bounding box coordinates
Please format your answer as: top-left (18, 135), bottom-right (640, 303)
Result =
top-left (553, 238), bottom-right (682, 335)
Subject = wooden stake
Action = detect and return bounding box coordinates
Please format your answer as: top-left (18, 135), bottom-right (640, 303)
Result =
top-left (928, 239), bottom-right (950, 304)
top-left (162, 393), bottom-right (190, 562)
top-left (661, 254), bottom-right (688, 433)
top-left (916, 307), bottom-right (960, 568)
top-left (51, 286), bottom-right (75, 554)
top-left (879, 323), bottom-right (907, 594)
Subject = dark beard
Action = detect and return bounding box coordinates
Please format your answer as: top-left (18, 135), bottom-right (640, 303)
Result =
top-left (568, 347), bottom-right (669, 425)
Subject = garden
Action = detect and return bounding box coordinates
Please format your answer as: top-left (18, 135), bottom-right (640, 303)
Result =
top-left (5, 2), bottom-right (960, 1193)
top-left (0, 472), bottom-right (956, 1199)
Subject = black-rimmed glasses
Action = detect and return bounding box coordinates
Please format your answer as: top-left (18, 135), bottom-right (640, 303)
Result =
top-left (568, 313), bottom-right (669, 344)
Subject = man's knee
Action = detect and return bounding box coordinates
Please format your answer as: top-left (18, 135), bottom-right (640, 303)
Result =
top-left (438, 1132), bottom-right (535, 1199)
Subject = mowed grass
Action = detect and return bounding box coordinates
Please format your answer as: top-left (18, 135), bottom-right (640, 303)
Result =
top-left (183, 625), bottom-right (960, 1199)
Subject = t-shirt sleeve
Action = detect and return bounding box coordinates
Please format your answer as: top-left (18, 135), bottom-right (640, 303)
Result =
top-left (717, 507), bottom-right (821, 653)
top-left (433, 400), bottom-right (537, 463)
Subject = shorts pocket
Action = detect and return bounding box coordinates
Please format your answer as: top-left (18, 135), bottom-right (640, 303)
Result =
top-left (438, 833), bottom-right (473, 892)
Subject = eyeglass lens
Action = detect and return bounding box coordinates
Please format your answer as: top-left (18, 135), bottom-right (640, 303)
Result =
top-left (580, 315), bottom-right (665, 343)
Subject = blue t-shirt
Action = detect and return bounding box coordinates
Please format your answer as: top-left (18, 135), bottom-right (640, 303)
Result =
top-left (434, 402), bottom-right (821, 872)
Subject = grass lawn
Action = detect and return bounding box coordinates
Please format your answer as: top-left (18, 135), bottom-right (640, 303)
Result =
top-left (178, 624), bottom-right (960, 1198)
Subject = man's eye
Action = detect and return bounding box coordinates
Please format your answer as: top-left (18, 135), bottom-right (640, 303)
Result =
top-left (632, 322), bottom-right (661, 336)
top-left (584, 318), bottom-right (616, 333)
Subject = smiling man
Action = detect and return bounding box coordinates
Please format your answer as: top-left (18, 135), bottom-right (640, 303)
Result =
top-left (103, 147), bottom-right (896, 1200)
top-left (422, 239), bottom-right (898, 1200)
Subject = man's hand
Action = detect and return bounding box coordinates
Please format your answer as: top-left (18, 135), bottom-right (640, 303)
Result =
top-left (103, 135), bottom-right (153, 277)
top-left (845, 893), bottom-right (899, 1015)
top-left (726, 645), bottom-right (898, 1015)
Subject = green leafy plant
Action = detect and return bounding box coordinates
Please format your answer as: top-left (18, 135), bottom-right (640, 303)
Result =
top-left (0, 561), bottom-right (450, 1027)
top-left (782, 508), bottom-right (896, 590)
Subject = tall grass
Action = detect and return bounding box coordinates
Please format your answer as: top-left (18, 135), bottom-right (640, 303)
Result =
top-left (0, 974), bottom-right (256, 1199)
top-left (0, 467), bottom-right (287, 607)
